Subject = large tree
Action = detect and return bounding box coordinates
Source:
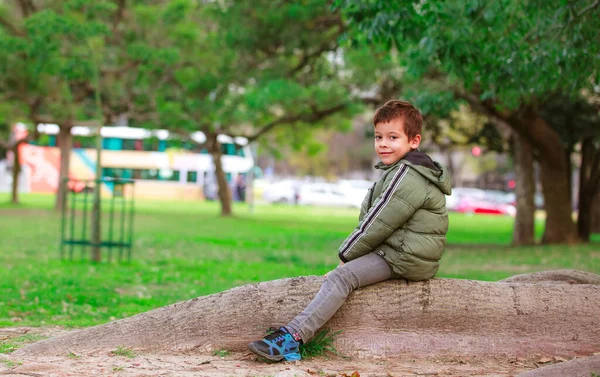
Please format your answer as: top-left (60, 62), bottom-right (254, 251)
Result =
top-left (0, 2), bottom-right (113, 209)
top-left (0, 1), bottom-right (178, 210)
top-left (336, 0), bottom-right (600, 244)
top-left (150, 0), bottom-right (364, 216)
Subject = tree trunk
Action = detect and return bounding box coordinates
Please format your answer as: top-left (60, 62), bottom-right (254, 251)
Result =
top-left (206, 131), bottom-right (232, 216)
top-left (539, 158), bottom-right (579, 243)
top-left (14, 271), bottom-right (600, 359)
top-left (10, 141), bottom-right (21, 204)
top-left (444, 148), bottom-right (456, 187)
top-left (517, 111), bottom-right (579, 244)
top-left (473, 103), bottom-right (579, 244)
top-left (54, 125), bottom-right (73, 211)
top-left (577, 137), bottom-right (595, 241)
top-left (511, 132), bottom-right (535, 245)
top-left (518, 354), bottom-right (600, 377)
top-left (592, 192), bottom-right (600, 234)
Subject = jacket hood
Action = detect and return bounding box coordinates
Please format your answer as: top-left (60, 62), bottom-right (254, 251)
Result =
top-left (375, 150), bottom-right (452, 195)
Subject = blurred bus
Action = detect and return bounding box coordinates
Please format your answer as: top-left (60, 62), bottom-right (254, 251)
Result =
top-left (17, 123), bottom-right (253, 200)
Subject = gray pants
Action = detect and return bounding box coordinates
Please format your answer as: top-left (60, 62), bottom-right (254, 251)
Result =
top-left (286, 252), bottom-right (392, 342)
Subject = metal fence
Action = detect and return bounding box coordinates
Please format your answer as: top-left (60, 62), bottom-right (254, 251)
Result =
top-left (60, 178), bottom-right (135, 262)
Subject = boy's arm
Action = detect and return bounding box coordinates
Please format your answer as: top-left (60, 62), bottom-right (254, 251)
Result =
top-left (338, 165), bottom-right (426, 262)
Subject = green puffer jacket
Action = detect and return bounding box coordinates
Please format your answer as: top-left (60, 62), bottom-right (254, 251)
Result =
top-left (338, 151), bottom-right (452, 281)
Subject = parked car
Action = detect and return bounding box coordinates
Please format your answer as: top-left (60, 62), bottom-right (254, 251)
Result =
top-left (454, 196), bottom-right (516, 216)
top-left (484, 190), bottom-right (516, 205)
top-left (445, 187), bottom-right (487, 211)
top-left (337, 179), bottom-right (372, 208)
top-left (262, 179), bottom-right (301, 204)
top-left (298, 182), bottom-right (362, 208)
top-left (447, 187), bottom-right (516, 216)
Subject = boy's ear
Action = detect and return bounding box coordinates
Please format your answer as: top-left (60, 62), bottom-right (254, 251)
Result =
top-left (410, 134), bottom-right (421, 149)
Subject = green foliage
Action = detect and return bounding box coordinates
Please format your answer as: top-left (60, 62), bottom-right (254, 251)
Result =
top-left (154, 0), bottom-right (360, 139)
top-left (300, 328), bottom-right (344, 359)
top-left (337, 0), bottom-right (599, 108)
top-left (111, 346), bottom-right (135, 358)
top-left (541, 95), bottom-right (600, 149)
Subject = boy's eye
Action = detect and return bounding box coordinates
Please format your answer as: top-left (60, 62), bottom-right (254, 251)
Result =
top-left (390, 136), bottom-right (397, 140)
top-left (375, 135), bottom-right (382, 140)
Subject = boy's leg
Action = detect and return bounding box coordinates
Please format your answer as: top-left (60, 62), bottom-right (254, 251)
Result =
top-left (286, 252), bottom-right (392, 343)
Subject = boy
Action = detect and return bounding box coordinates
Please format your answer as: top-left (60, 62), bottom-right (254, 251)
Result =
top-left (248, 100), bottom-right (452, 362)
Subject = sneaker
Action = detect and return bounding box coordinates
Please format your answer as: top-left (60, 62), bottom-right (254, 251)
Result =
top-left (248, 327), bottom-right (302, 362)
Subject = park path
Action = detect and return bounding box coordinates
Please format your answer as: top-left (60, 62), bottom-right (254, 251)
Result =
top-left (0, 327), bottom-right (543, 377)
top-left (1, 352), bottom-right (537, 377)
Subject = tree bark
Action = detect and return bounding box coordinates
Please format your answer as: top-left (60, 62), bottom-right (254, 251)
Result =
top-left (517, 354), bottom-right (600, 377)
top-left (465, 98), bottom-right (579, 244)
top-left (54, 124), bottom-right (73, 211)
top-left (516, 110), bottom-right (579, 244)
top-left (206, 131), bottom-right (232, 216)
top-left (511, 132), bottom-right (535, 245)
top-left (577, 138), bottom-right (600, 241)
top-left (578, 137), bottom-right (594, 241)
top-left (14, 271), bottom-right (600, 359)
top-left (10, 141), bottom-right (22, 204)
top-left (592, 192), bottom-right (600, 234)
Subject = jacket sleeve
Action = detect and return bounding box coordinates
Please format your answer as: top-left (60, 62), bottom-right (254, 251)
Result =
top-left (338, 164), bottom-right (426, 262)
top-left (358, 183), bottom-right (375, 223)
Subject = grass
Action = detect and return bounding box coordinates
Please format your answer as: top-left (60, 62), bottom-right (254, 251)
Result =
top-left (0, 359), bottom-right (22, 368)
top-left (300, 328), bottom-right (344, 359)
top-left (0, 334), bottom-right (47, 354)
top-left (213, 349), bottom-right (230, 357)
top-left (0, 192), bottom-right (599, 329)
top-left (111, 345), bottom-right (135, 358)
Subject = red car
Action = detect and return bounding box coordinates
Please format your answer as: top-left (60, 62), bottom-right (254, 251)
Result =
top-left (454, 196), bottom-right (516, 216)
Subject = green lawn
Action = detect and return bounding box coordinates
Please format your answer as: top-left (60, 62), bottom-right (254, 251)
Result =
top-left (1, 193), bottom-right (599, 328)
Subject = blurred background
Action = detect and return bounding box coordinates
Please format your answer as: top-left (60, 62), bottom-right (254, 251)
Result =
top-left (1, 0), bottom-right (598, 245)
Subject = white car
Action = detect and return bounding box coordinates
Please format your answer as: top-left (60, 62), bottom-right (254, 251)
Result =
top-left (262, 179), bottom-right (301, 204)
top-left (298, 182), bottom-right (365, 208)
top-left (337, 179), bottom-right (372, 207)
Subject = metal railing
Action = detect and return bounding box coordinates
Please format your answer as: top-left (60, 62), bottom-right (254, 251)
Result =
top-left (60, 178), bottom-right (135, 262)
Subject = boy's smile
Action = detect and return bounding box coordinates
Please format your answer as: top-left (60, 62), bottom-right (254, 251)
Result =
top-left (374, 118), bottom-right (421, 165)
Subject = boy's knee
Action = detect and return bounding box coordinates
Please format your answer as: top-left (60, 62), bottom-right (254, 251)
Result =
top-left (327, 266), bottom-right (358, 290)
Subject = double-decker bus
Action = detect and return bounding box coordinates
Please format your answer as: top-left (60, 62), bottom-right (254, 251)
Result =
top-left (15, 123), bottom-right (253, 200)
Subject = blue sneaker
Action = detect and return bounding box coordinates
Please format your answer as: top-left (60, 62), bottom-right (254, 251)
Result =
top-left (248, 327), bottom-right (302, 362)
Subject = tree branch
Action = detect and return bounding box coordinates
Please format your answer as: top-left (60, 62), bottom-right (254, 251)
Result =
top-left (578, 0), bottom-right (599, 16)
top-left (245, 103), bottom-right (347, 143)
top-left (289, 42), bottom-right (339, 76)
top-left (0, 15), bottom-right (24, 36)
top-left (16, 0), bottom-right (36, 17)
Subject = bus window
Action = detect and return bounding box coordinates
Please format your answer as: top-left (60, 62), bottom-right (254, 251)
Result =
top-left (103, 138), bottom-right (123, 150)
top-left (122, 139), bottom-right (143, 151)
top-left (187, 171), bottom-right (198, 183)
top-left (158, 169), bottom-right (180, 181)
top-left (143, 137), bottom-right (160, 151)
top-left (236, 146), bottom-right (245, 157)
top-left (73, 136), bottom-right (95, 148)
top-left (221, 143), bottom-right (236, 156)
top-left (35, 134), bottom-right (56, 147)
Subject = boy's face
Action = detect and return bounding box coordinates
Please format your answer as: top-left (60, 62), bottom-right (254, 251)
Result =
top-left (374, 118), bottom-right (421, 165)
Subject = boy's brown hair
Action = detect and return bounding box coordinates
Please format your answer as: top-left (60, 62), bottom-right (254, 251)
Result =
top-left (373, 100), bottom-right (423, 140)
